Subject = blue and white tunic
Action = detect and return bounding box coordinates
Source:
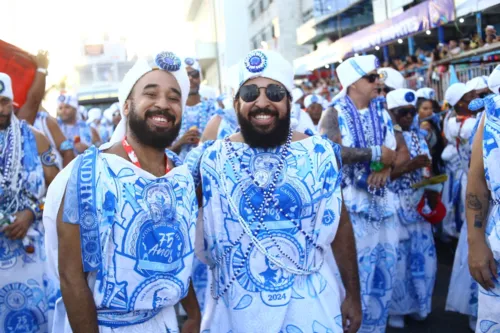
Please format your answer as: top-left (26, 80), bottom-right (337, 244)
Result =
top-left (176, 100), bottom-right (217, 161)
top-left (476, 97), bottom-right (500, 332)
top-left (446, 115), bottom-right (479, 317)
top-left (388, 129), bottom-right (437, 317)
top-left (45, 146), bottom-right (197, 333)
top-left (215, 108), bottom-right (239, 140)
top-left (0, 116), bottom-right (53, 333)
top-left (186, 136), bottom-right (345, 332)
top-left (34, 112), bottom-right (64, 170)
top-left (57, 119), bottom-right (93, 155)
top-left (335, 96), bottom-right (398, 333)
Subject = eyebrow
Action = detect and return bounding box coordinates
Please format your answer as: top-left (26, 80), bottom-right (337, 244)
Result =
top-left (143, 84), bottom-right (158, 91)
top-left (171, 88), bottom-right (181, 97)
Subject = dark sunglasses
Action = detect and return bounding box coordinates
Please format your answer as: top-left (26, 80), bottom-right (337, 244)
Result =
top-left (239, 84), bottom-right (287, 103)
top-left (394, 106), bottom-right (417, 117)
top-left (362, 73), bottom-right (380, 83)
top-left (187, 70), bottom-right (200, 79)
top-left (378, 86), bottom-right (394, 94)
top-left (479, 92), bottom-right (490, 99)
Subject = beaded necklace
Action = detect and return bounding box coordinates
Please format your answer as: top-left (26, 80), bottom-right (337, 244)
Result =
top-left (0, 115), bottom-right (23, 215)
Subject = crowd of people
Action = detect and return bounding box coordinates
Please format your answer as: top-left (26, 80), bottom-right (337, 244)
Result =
top-left (0, 43), bottom-right (499, 333)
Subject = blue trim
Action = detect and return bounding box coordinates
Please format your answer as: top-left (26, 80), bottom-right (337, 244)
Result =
top-left (348, 59), bottom-right (366, 77)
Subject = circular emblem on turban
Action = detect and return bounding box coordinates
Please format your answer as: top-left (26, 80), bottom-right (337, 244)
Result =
top-left (0, 81), bottom-right (4, 94)
top-left (311, 95), bottom-right (318, 103)
top-left (379, 70), bottom-right (388, 82)
top-left (429, 90), bottom-right (435, 99)
top-left (374, 57), bottom-right (380, 69)
top-left (244, 50), bottom-right (267, 73)
top-left (184, 57), bottom-right (195, 66)
top-left (405, 92), bottom-right (416, 103)
top-left (58, 95), bottom-right (66, 103)
top-left (155, 52), bottom-right (182, 72)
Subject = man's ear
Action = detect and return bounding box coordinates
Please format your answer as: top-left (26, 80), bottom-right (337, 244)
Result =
top-left (123, 100), bottom-right (131, 117)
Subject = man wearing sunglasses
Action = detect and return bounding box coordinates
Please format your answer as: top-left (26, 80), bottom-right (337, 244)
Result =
top-left (377, 67), bottom-right (405, 98)
top-left (385, 89), bottom-right (437, 329)
top-left (186, 49), bottom-right (361, 333)
top-left (170, 57), bottom-right (217, 161)
top-left (319, 54), bottom-right (399, 333)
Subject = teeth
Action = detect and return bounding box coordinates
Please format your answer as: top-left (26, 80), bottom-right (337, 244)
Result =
top-left (151, 116), bottom-right (168, 123)
top-left (255, 114), bottom-right (271, 119)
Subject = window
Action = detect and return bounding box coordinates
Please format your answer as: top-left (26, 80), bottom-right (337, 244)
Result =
top-left (250, 8), bottom-right (256, 21)
top-left (261, 31), bottom-right (267, 42)
top-left (252, 39), bottom-right (259, 50)
top-left (259, 0), bottom-right (264, 13)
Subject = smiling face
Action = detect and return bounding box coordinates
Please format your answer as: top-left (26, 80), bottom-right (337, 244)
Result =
top-left (307, 103), bottom-right (323, 125)
top-left (0, 96), bottom-right (13, 130)
top-left (124, 70), bottom-right (183, 150)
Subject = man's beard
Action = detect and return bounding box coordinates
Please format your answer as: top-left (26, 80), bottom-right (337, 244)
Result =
top-left (128, 102), bottom-right (181, 150)
top-left (0, 113), bottom-right (12, 130)
top-left (237, 103), bottom-right (291, 149)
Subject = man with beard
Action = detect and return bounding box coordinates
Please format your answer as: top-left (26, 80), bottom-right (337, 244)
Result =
top-left (444, 82), bottom-right (480, 331)
top-left (0, 73), bottom-right (59, 332)
top-left (319, 55), bottom-right (398, 333)
top-left (43, 51), bottom-right (201, 333)
top-left (170, 57), bottom-right (217, 161)
top-left (186, 49), bottom-right (361, 333)
top-left (57, 94), bottom-right (101, 155)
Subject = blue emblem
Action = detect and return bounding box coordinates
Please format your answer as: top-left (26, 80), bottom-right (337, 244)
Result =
top-left (429, 90), bottom-right (435, 99)
top-left (0, 81), bottom-right (4, 94)
top-left (155, 51), bottom-right (182, 72)
top-left (244, 50), bottom-right (267, 73)
top-left (185, 57), bottom-right (195, 66)
top-left (374, 57), bottom-right (380, 69)
top-left (58, 95), bottom-right (66, 103)
top-left (405, 92), bottom-right (415, 103)
top-left (311, 95), bottom-right (318, 103)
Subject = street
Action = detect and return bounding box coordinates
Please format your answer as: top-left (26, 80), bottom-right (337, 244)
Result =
top-left (387, 238), bottom-right (471, 333)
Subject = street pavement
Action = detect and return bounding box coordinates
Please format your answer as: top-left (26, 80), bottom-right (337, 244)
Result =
top-left (387, 238), bottom-right (472, 333)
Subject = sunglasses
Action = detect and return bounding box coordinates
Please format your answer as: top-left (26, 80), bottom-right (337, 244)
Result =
top-left (378, 86), bottom-right (394, 94)
top-left (187, 70), bottom-right (200, 79)
top-left (394, 107), bottom-right (417, 117)
top-left (239, 84), bottom-right (287, 103)
top-left (362, 73), bottom-right (380, 83)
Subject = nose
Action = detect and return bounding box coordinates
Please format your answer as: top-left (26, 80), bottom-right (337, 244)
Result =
top-left (155, 96), bottom-right (171, 111)
top-left (254, 87), bottom-right (272, 109)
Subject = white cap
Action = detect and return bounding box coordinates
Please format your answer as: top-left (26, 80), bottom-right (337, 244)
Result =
top-left (304, 94), bottom-right (325, 109)
top-left (378, 67), bottom-right (405, 90)
top-left (58, 94), bottom-right (79, 110)
top-left (488, 65), bottom-right (500, 95)
top-left (445, 83), bottom-right (474, 107)
top-left (486, 25), bottom-right (495, 31)
top-left (111, 51), bottom-right (190, 144)
top-left (386, 89), bottom-right (417, 110)
top-left (236, 49), bottom-right (294, 96)
top-left (0, 73), bottom-right (14, 101)
top-left (466, 76), bottom-right (489, 91)
top-left (336, 55), bottom-right (380, 95)
top-left (184, 56), bottom-right (201, 72)
top-left (87, 108), bottom-right (102, 124)
top-left (292, 87), bottom-right (304, 103)
top-left (416, 87), bottom-right (436, 100)
top-left (103, 107), bottom-right (114, 123)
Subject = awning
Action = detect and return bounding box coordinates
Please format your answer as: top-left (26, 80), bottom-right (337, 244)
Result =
top-left (293, 47), bottom-right (342, 74)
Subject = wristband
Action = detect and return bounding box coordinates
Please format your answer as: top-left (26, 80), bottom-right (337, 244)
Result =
top-left (60, 139), bottom-right (74, 151)
top-left (371, 146), bottom-right (381, 162)
top-left (37, 68), bottom-right (48, 75)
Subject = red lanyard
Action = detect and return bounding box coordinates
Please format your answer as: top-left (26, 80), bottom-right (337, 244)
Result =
top-left (122, 138), bottom-right (171, 175)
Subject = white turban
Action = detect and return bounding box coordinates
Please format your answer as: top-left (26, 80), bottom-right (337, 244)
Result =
top-left (0, 73), bottom-right (14, 100)
top-left (488, 65), bottom-right (500, 95)
top-left (304, 94), bottom-right (325, 109)
top-left (466, 76), bottom-right (489, 91)
top-left (378, 67), bottom-right (405, 90)
top-left (416, 88), bottom-right (436, 100)
top-left (86, 108), bottom-right (102, 124)
top-left (110, 51), bottom-right (190, 144)
top-left (236, 49), bottom-right (294, 96)
top-left (445, 83), bottom-right (474, 107)
top-left (58, 94), bottom-right (79, 110)
top-left (336, 55), bottom-right (380, 97)
top-left (386, 89), bottom-right (417, 110)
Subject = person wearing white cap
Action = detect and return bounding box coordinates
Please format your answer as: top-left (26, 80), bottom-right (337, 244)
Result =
top-left (466, 91), bottom-right (500, 333)
top-left (0, 72), bottom-right (60, 332)
top-left (319, 55), bottom-right (398, 333)
top-left (57, 95), bottom-right (100, 155)
top-left (44, 51), bottom-right (201, 333)
top-left (385, 89), bottom-right (437, 328)
top-left (170, 57), bottom-right (217, 161)
top-left (378, 67), bottom-right (405, 97)
top-left (444, 81), bottom-right (481, 330)
top-left (185, 49), bottom-right (361, 333)
top-left (290, 87), bottom-right (317, 134)
top-left (303, 94), bottom-right (325, 130)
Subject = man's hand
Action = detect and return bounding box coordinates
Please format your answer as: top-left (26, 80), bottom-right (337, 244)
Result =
top-left (341, 294), bottom-right (362, 333)
top-left (181, 317), bottom-right (201, 333)
top-left (3, 209), bottom-right (34, 240)
top-left (367, 168), bottom-right (391, 188)
top-left (35, 50), bottom-right (49, 69)
top-left (469, 240), bottom-right (498, 290)
top-left (178, 129), bottom-right (201, 146)
top-left (408, 154), bottom-right (431, 171)
top-left (380, 146), bottom-right (396, 166)
top-left (74, 142), bottom-right (89, 154)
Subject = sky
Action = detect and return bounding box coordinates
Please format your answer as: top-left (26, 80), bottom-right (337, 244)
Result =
top-left (4, 0), bottom-right (195, 86)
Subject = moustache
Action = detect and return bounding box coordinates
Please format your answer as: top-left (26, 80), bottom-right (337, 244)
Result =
top-left (248, 108), bottom-right (279, 118)
top-left (145, 109), bottom-right (176, 122)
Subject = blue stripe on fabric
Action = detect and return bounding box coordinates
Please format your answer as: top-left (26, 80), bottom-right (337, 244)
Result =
top-left (349, 59), bottom-right (366, 77)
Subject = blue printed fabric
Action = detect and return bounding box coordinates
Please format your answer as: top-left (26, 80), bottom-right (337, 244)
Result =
top-left (216, 108), bottom-right (239, 140)
top-left (176, 100), bottom-right (217, 161)
top-left (389, 129), bottom-right (436, 317)
top-left (56, 147), bottom-right (197, 331)
top-left (446, 115), bottom-right (479, 317)
top-left (0, 117), bottom-right (54, 333)
top-left (335, 97), bottom-right (399, 333)
top-left (187, 136), bottom-right (344, 332)
top-left (476, 97), bottom-right (500, 332)
top-left (57, 119), bottom-right (93, 155)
